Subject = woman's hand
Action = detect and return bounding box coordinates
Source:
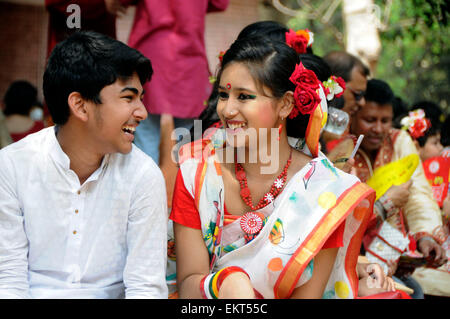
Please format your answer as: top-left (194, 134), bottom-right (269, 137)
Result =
top-left (218, 271), bottom-right (256, 299)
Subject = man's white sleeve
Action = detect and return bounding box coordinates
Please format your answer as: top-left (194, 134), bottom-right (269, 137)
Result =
top-left (123, 165), bottom-right (168, 298)
top-left (0, 151), bottom-right (30, 298)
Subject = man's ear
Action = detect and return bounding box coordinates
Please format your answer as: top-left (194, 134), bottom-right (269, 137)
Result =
top-left (67, 92), bottom-right (89, 122)
top-left (278, 91), bottom-right (295, 120)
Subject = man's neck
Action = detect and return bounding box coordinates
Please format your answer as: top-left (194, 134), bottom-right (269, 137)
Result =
top-left (56, 123), bottom-right (104, 185)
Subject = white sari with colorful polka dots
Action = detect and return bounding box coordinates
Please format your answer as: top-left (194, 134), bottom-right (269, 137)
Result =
top-left (179, 149), bottom-right (375, 299)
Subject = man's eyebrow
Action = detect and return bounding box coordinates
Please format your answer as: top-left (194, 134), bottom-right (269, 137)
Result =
top-left (120, 87), bottom-right (140, 95)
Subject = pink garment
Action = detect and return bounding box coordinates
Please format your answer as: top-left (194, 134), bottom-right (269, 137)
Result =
top-left (126, 0), bottom-right (229, 118)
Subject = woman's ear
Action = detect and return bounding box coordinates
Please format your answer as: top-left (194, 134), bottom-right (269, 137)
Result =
top-left (67, 92), bottom-right (89, 122)
top-left (278, 91), bottom-right (295, 120)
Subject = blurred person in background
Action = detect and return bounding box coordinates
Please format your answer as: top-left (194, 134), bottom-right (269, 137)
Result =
top-left (2, 80), bottom-right (45, 143)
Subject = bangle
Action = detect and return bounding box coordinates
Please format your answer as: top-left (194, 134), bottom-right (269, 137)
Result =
top-left (413, 232), bottom-right (436, 244)
top-left (199, 266), bottom-right (249, 299)
top-left (379, 195), bottom-right (398, 218)
top-left (374, 200), bottom-right (387, 220)
top-left (216, 266), bottom-right (249, 292)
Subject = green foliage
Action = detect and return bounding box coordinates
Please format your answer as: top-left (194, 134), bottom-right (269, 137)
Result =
top-left (286, 0), bottom-right (449, 113)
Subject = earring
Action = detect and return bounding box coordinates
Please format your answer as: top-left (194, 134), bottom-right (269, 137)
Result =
top-left (277, 124), bottom-right (283, 141)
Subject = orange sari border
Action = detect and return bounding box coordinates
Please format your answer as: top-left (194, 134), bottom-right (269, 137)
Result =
top-left (194, 161), bottom-right (208, 210)
top-left (344, 189), bottom-right (375, 297)
top-left (274, 182), bottom-right (375, 299)
top-left (305, 105), bottom-right (323, 158)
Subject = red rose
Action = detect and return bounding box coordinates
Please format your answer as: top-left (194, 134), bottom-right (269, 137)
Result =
top-left (285, 29), bottom-right (308, 54)
top-left (291, 86), bottom-right (321, 117)
top-left (289, 63), bottom-right (320, 90)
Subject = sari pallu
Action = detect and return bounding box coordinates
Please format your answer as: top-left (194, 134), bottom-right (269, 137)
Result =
top-left (179, 144), bottom-right (375, 299)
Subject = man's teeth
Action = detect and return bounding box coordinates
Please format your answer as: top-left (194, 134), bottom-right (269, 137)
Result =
top-left (122, 126), bottom-right (136, 134)
top-left (228, 123), bottom-right (246, 130)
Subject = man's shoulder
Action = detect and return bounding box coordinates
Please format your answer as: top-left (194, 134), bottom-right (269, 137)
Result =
top-left (109, 144), bottom-right (163, 178)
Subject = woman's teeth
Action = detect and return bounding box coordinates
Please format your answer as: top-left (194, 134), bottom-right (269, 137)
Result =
top-left (228, 123), bottom-right (246, 130)
top-left (122, 125), bottom-right (136, 134)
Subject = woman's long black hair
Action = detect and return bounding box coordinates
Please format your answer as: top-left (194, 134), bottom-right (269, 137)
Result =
top-left (192, 21), bottom-right (331, 139)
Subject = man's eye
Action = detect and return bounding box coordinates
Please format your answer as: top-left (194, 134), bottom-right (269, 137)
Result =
top-left (122, 96), bottom-right (133, 101)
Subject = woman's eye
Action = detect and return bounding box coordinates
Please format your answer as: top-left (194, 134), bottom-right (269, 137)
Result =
top-left (238, 93), bottom-right (255, 100)
top-left (218, 91), bottom-right (228, 100)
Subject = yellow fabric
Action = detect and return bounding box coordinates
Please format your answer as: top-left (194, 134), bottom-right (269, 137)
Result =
top-left (392, 130), bottom-right (442, 235)
top-left (366, 154), bottom-right (419, 201)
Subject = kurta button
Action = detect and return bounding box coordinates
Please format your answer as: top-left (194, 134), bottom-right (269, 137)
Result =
top-left (77, 190), bottom-right (81, 195)
top-left (75, 209), bottom-right (79, 214)
top-left (73, 230), bottom-right (77, 235)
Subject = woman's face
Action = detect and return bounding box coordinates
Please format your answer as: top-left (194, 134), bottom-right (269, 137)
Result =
top-left (217, 62), bottom-right (281, 149)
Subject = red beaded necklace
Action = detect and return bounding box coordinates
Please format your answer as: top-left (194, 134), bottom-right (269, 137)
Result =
top-left (235, 149), bottom-right (293, 211)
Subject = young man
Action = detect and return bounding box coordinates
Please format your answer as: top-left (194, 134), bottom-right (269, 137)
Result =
top-left (0, 31), bottom-right (168, 298)
top-left (350, 79), bottom-right (447, 294)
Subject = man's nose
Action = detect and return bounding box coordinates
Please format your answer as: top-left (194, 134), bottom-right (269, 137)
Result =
top-left (135, 100), bottom-right (148, 121)
top-left (372, 120), bottom-right (383, 134)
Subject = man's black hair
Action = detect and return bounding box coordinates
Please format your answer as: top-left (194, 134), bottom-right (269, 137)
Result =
top-left (364, 78), bottom-right (395, 106)
top-left (43, 31), bottom-right (152, 125)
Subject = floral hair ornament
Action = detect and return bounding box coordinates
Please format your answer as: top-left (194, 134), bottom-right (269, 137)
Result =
top-left (322, 75), bottom-right (346, 101)
top-left (218, 50), bottom-right (226, 64)
top-left (289, 62), bottom-right (328, 157)
top-left (288, 62), bottom-right (322, 118)
top-left (285, 29), bottom-right (314, 54)
top-left (400, 108), bottom-right (431, 139)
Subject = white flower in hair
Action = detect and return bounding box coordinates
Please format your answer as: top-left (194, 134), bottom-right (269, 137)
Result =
top-left (322, 75), bottom-right (346, 101)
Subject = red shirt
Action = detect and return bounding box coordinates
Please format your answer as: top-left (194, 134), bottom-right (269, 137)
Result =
top-left (170, 170), bottom-right (344, 249)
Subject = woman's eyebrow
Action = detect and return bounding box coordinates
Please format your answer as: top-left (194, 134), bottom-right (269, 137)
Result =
top-left (218, 85), bottom-right (256, 93)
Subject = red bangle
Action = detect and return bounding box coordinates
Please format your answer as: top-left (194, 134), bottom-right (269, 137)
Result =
top-left (199, 275), bottom-right (208, 299)
top-left (216, 266), bottom-right (249, 291)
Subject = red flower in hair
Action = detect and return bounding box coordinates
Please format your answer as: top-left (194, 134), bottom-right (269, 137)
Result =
top-left (218, 50), bottom-right (226, 63)
top-left (285, 29), bottom-right (313, 54)
top-left (289, 62), bottom-right (320, 89)
top-left (291, 86), bottom-right (321, 117)
top-left (409, 118), bottom-right (431, 139)
top-left (288, 63), bottom-right (321, 117)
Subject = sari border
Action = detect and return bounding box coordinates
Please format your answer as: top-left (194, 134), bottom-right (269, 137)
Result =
top-left (274, 182), bottom-right (374, 299)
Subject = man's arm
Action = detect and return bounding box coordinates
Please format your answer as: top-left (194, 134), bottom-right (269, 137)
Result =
top-left (0, 152), bottom-right (30, 298)
top-left (393, 131), bottom-right (446, 265)
top-left (123, 165), bottom-right (168, 298)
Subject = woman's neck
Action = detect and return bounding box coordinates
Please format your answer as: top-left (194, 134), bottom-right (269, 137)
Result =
top-left (238, 138), bottom-right (293, 179)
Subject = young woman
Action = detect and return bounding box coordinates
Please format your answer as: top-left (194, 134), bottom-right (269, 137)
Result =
top-left (170, 37), bottom-right (380, 299)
